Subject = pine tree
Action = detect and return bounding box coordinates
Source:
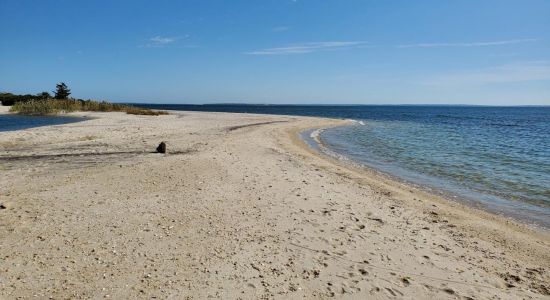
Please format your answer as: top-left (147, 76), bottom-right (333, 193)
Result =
top-left (54, 82), bottom-right (71, 99)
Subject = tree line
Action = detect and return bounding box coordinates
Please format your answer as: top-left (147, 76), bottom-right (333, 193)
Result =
top-left (1, 82), bottom-right (72, 106)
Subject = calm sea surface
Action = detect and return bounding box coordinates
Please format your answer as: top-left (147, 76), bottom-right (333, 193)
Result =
top-left (137, 104), bottom-right (550, 228)
top-left (0, 114), bottom-right (85, 132)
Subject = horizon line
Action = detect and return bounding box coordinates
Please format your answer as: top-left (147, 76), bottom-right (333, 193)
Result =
top-left (123, 102), bottom-right (550, 108)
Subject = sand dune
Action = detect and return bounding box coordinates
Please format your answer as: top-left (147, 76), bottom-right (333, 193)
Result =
top-left (0, 110), bottom-right (548, 299)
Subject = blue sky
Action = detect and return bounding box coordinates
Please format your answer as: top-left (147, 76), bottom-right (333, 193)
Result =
top-left (1, 0), bottom-right (549, 105)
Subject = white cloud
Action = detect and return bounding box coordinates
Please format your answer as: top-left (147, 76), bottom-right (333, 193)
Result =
top-left (398, 38), bottom-right (538, 48)
top-left (150, 36), bottom-right (177, 44)
top-left (141, 35), bottom-right (188, 48)
top-left (246, 41), bottom-right (368, 55)
top-left (423, 61), bottom-right (550, 86)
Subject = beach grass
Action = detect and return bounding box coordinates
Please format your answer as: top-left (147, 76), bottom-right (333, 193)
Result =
top-left (9, 99), bottom-right (168, 116)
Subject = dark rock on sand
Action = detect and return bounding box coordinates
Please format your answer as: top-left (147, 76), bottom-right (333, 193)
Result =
top-left (157, 142), bottom-right (167, 153)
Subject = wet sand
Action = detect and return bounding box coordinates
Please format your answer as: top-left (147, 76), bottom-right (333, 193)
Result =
top-left (0, 109), bottom-right (548, 299)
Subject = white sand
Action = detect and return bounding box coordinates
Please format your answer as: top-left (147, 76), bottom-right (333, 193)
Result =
top-left (0, 110), bottom-right (548, 299)
top-left (0, 105), bottom-right (10, 114)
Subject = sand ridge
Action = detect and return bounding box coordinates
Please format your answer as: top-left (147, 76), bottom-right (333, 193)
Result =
top-left (0, 110), bottom-right (548, 299)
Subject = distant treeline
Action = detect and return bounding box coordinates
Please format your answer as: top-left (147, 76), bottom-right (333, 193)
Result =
top-left (1, 82), bottom-right (71, 106)
top-left (0, 92), bottom-right (52, 106)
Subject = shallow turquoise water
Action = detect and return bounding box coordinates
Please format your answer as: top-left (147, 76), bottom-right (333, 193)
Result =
top-left (318, 107), bottom-right (550, 228)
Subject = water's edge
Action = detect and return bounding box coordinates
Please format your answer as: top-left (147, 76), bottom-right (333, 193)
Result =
top-left (300, 124), bottom-right (550, 231)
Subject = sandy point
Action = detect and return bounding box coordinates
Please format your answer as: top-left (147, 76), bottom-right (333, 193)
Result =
top-left (0, 110), bottom-right (548, 299)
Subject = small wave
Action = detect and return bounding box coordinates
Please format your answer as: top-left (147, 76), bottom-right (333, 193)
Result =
top-left (347, 119), bottom-right (366, 125)
top-left (310, 129), bottom-right (324, 144)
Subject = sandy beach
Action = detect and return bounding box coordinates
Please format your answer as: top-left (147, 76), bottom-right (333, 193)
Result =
top-left (0, 109), bottom-right (549, 299)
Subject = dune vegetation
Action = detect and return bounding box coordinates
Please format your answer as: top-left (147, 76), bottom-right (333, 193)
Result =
top-left (4, 82), bottom-right (167, 116)
top-left (9, 99), bottom-right (168, 116)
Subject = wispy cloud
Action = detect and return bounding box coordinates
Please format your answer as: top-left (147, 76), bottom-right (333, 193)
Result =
top-left (398, 38), bottom-right (538, 48)
top-left (141, 35), bottom-right (188, 48)
top-left (246, 41), bottom-right (368, 55)
top-left (272, 26), bottom-right (291, 32)
top-left (246, 38), bottom-right (535, 55)
top-left (423, 61), bottom-right (550, 86)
